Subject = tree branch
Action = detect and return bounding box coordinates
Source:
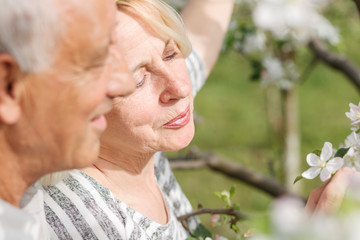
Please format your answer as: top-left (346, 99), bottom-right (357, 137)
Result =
top-left (354, 0), bottom-right (360, 17)
top-left (308, 39), bottom-right (360, 91)
top-left (170, 148), bottom-right (304, 200)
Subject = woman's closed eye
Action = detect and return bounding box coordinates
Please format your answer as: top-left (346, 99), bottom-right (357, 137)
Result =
top-left (136, 73), bottom-right (150, 88)
top-left (163, 51), bottom-right (178, 61)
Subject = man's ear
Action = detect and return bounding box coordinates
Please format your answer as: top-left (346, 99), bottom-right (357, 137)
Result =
top-left (0, 53), bottom-right (21, 125)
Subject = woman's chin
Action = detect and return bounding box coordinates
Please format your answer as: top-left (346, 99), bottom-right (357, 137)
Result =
top-left (162, 129), bottom-right (195, 152)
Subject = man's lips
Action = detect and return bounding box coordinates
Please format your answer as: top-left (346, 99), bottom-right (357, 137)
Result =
top-left (90, 114), bottom-right (107, 131)
top-left (90, 102), bottom-right (112, 131)
top-left (163, 105), bottom-right (191, 129)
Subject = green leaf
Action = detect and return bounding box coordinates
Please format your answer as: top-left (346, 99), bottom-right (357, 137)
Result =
top-left (312, 149), bottom-right (321, 156)
top-left (186, 238), bottom-right (199, 240)
top-left (293, 175), bottom-right (304, 184)
top-left (214, 191), bottom-right (221, 198)
top-left (232, 203), bottom-right (241, 211)
top-left (230, 185), bottom-right (236, 199)
top-left (335, 147), bottom-right (350, 158)
top-left (221, 215), bottom-right (229, 224)
top-left (192, 224), bottom-right (212, 238)
top-left (231, 224), bottom-right (240, 233)
top-left (249, 60), bottom-right (262, 81)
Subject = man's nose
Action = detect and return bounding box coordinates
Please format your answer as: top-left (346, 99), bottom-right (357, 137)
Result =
top-left (106, 46), bottom-right (136, 98)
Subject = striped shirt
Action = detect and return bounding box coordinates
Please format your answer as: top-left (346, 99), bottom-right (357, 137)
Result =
top-left (42, 50), bottom-right (205, 240)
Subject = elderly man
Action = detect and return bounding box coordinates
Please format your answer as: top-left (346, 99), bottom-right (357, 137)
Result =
top-left (0, 0), bottom-right (135, 238)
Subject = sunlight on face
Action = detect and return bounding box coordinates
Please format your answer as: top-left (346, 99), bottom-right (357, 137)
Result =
top-left (100, 8), bottom-right (194, 157)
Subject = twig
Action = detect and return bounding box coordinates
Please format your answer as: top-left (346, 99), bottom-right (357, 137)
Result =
top-left (308, 39), bottom-right (360, 91)
top-left (298, 56), bottom-right (319, 84)
top-left (178, 207), bottom-right (248, 236)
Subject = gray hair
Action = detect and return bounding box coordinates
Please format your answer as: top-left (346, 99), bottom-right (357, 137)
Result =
top-left (0, 0), bottom-right (60, 73)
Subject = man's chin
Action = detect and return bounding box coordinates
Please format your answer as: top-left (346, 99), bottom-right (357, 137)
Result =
top-left (72, 143), bottom-right (100, 169)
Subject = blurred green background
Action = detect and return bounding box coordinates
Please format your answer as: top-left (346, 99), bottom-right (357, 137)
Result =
top-left (167, 1), bottom-right (360, 238)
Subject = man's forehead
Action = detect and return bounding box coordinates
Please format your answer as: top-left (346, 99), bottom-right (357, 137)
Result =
top-left (53, 0), bottom-right (115, 67)
top-left (55, 0), bottom-right (115, 22)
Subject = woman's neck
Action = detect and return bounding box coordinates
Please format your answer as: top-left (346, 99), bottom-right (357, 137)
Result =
top-left (97, 144), bottom-right (155, 175)
top-left (84, 153), bottom-right (156, 184)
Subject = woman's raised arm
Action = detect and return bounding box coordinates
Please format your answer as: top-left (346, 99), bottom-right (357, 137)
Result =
top-left (181, 0), bottom-right (235, 78)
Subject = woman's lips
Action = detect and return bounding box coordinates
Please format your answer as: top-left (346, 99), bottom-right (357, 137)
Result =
top-left (163, 105), bottom-right (191, 129)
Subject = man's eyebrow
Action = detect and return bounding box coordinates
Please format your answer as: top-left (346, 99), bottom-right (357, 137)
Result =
top-left (130, 59), bottom-right (147, 73)
top-left (85, 40), bottom-right (109, 68)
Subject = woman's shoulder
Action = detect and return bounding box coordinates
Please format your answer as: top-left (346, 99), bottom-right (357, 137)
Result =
top-left (41, 170), bottom-right (133, 239)
top-left (186, 49), bottom-right (206, 97)
top-left (41, 169), bottom-right (111, 202)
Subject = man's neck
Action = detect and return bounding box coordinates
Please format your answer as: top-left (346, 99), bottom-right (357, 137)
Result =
top-left (0, 170), bottom-right (30, 207)
top-left (0, 148), bottom-right (35, 207)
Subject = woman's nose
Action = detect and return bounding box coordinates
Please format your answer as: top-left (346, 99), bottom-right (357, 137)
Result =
top-left (106, 46), bottom-right (136, 98)
top-left (159, 70), bottom-right (191, 103)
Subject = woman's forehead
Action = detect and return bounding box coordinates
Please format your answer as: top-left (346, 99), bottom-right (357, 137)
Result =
top-left (116, 6), bottom-right (167, 41)
top-left (115, 9), bottom-right (170, 71)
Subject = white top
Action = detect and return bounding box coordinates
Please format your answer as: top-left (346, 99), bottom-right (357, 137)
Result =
top-left (0, 186), bottom-right (49, 240)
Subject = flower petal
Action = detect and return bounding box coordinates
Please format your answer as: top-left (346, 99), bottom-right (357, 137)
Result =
top-left (355, 161), bottom-right (360, 171)
top-left (302, 167), bottom-right (321, 179)
top-left (320, 168), bottom-right (332, 182)
top-left (351, 120), bottom-right (360, 126)
top-left (306, 153), bottom-right (320, 166)
top-left (320, 142), bottom-right (332, 161)
top-left (343, 155), bottom-right (354, 168)
top-left (345, 112), bottom-right (356, 121)
top-left (326, 157), bottom-right (344, 172)
top-left (347, 147), bottom-right (355, 156)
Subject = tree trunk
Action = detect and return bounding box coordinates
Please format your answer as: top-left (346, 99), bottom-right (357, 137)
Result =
top-left (282, 87), bottom-right (301, 193)
top-left (264, 86), bottom-right (284, 179)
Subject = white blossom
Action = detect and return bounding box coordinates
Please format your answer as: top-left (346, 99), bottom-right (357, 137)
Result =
top-left (261, 55), bottom-right (285, 89)
top-left (270, 197), bottom-right (306, 236)
top-left (257, 196), bottom-right (343, 239)
top-left (215, 235), bottom-right (228, 240)
top-left (345, 131), bottom-right (360, 149)
top-left (343, 147), bottom-right (360, 171)
top-left (302, 142), bottom-right (344, 182)
top-left (242, 30), bottom-right (267, 53)
top-left (251, 188), bottom-right (360, 240)
top-left (346, 102), bottom-right (360, 128)
top-left (253, 0), bottom-right (339, 44)
top-left (261, 56), bottom-right (296, 90)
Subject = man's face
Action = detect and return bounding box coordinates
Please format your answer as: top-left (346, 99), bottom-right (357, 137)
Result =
top-left (8, 0), bottom-right (135, 175)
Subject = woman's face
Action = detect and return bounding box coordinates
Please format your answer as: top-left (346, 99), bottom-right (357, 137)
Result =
top-left (100, 8), bottom-right (194, 156)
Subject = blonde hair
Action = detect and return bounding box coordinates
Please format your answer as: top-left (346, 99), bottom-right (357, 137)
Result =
top-left (115, 0), bottom-right (192, 57)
